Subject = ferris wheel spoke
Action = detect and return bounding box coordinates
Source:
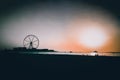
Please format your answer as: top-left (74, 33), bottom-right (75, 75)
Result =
top-left (33, 44), bottom-right (36, 46)
top-left (29, 37), bottom-right (32, 42)
top-left (33, 44), bottom-right (38, 47)
top-left (24, 43), bottom-right (30, 46)
top-left (34, 44), bottom-right (37, 45)
top-left (24, 40), bottom-right (30, 42)
top-left (33, 40), bottom-right (38, 42)
top-left (32, 37), bottom-right (34, 41)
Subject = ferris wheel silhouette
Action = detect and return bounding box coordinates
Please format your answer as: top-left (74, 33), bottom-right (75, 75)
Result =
top-left (23, 35), bottom-right (39, 49)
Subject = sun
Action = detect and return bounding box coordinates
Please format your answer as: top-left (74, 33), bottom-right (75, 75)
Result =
top-left (78, 27), bottom-right (108, 48)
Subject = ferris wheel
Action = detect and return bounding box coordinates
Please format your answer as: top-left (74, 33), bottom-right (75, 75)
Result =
top-left (23, 35), bottom-right (39, 49)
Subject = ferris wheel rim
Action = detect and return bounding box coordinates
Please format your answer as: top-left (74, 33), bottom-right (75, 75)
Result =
top-left (23, 35), bottom-right (39, 49)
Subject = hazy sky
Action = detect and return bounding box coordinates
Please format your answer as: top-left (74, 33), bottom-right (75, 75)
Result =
top-left (0, 0), bottom-right (120, 52)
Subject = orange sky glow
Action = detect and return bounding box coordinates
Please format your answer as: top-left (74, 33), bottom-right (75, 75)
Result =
top-left (1, 4), bottom-right (120, 52)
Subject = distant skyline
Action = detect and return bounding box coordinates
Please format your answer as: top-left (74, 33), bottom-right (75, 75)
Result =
top-left (0, 0), bottom-right (120, 52)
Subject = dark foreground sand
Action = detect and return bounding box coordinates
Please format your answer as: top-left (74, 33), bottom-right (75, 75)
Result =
top-left (0, 52), bottom-right (120, 79)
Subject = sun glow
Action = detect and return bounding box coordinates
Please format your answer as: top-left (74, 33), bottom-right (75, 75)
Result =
top-left (79, 27), bottom-right (108, 48)
top-left (90, 51), bottom-right (98, 56)
top-left (1, 2), bottom-right (119, 52)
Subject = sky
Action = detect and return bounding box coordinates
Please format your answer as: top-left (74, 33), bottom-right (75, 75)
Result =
top-left (0, 0), bottom-right (120, 52)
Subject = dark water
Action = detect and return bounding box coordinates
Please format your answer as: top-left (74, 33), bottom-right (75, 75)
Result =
top-left (0, 52), bottom-right (120, 79)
